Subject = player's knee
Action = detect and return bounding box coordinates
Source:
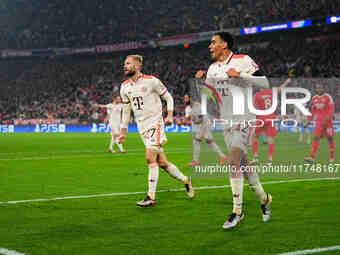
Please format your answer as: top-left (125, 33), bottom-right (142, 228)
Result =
top-left (146, 156), bottom-right (157, 165)
top-left (158, 159), bottom-right (169, 170)
top-left (194, 138), bottom-right (202, 143)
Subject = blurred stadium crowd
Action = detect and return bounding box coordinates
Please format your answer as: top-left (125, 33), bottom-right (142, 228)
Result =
top-left (1, 37), bottom-right (339, 124)
top-left (0, 0), bottom-right (338, 49)
top-left (0, 0), bottom-right (340, 124)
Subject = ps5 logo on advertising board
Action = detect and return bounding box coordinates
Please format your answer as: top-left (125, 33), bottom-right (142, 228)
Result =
top-left (91, 123), bottom-right (110, 133)
top-left (34, 124), bottom-right (66, 133)
top-left (0, 125), bottom-right (14, 133)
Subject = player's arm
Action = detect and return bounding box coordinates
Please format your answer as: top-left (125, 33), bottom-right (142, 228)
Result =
top-left (162, 91), bottom-right (174, 125)
top-left (227, 56), bottom-right (269, 88)
top-left (195, 70), bottom-right (206, 79)
top-left (154, 77), bottom-right (174, 125)
top-left (183, 116), bottom-right (191, 126)
top-left (120, 103), bottom-right (131, 136)
top-left (93, 104), bottom-right (107, 108)
top-left (274, 77), bottom-right (291, 97)
top-left (279, 78), bottom-right (291, 90)
top-left (183, 117), bottom-right (191, 126)
top-left (325, 95), bottom-right (335, 123)
top-left (228, 68), bottom-right (269, 88)
top-left (119, 88), bottom-right (131, 143)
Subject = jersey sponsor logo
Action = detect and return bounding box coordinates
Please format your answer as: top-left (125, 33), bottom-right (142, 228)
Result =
top-left (133, 96), bottom-right (144, 110)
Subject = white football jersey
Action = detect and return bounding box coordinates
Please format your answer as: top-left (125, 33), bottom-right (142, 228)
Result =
top-left (206, 52), bottom-right (260, 122)
top-left (191, 102), bottom-right (214, 139)
top-left (190, 102), bottom-right (209, 125)
top-left (120, 74), bottom-right (167, 133)
top-left (185, 105), bottom-right (192, 118)
top-left (106, 103), bottom-right (122, 125)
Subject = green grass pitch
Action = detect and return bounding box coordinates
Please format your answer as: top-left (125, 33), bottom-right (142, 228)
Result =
top-left (0, 132), bottom-right (339, 255)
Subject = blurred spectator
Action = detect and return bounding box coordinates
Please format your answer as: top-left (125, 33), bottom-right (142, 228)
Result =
top-left (0, 0), bottom-right (339, 49)
top-left (0, 35), bottom-right (339, 124)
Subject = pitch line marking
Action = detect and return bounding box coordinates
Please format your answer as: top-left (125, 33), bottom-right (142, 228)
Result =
top-left (0, 177), bottom-right (339, 205)
top-left (0, 248), bottom-right (26, 255)
top-left (276, 245), bottom-right (340, 255)
top-left (0, 149), bottom-right (191, 161)
top-left (0, 147), bottom-right (193, 156)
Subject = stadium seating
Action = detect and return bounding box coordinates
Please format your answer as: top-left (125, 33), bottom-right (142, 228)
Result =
top-left (0, 0), bottom-right (339, 49)
top-left (0, 36), bottom-right (339, 124)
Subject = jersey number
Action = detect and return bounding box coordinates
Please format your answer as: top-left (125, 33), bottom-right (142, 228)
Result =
top-left (264, 98), bottom-right (272, 109)
top-left (133, 96), bottom-right (144, 110)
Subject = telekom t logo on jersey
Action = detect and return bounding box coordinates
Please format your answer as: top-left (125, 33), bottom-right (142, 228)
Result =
top-left (201, 87), bottom-right (312, 116)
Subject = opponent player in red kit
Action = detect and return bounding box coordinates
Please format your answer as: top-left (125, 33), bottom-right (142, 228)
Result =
top-left (252, 78), bottom-right (291, 164)
top-left (304, 84), bottom-right (335, 163)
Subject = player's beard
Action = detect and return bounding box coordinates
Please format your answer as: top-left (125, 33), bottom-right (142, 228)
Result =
top-left (125, 70), bottom-right (136, 78)
top-left (210, 49), bottom-right (219, 60)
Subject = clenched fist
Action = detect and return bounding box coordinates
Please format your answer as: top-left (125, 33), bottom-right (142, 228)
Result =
top-left (195, 70), bottom-right (206, 79)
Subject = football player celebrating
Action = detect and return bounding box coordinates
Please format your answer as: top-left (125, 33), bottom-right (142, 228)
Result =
top-left (119, 55), bottom-right (194, 207)
top-left (196, 32), bottom-right (272, 229)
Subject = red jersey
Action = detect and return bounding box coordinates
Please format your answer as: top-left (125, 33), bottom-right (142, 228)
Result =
top-left (254, 89), bottom-right (276, 119)
top-left (310, 93), bottom-right (334, 122)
